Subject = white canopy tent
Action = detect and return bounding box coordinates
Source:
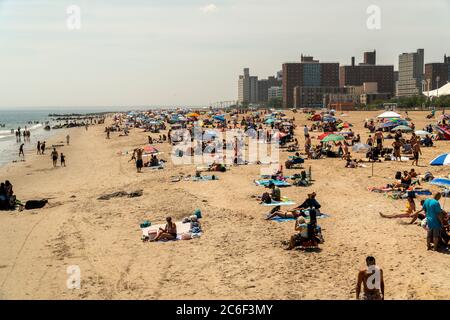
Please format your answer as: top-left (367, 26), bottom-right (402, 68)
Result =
top-left (377, 111), bottom-right (401, 118)
top-left (423, 82), bottom-right (450, 97)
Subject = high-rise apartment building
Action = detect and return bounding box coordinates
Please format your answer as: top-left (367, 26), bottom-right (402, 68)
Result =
top-left (238, 68), bottom-right (258, 104)
top-left (424, 55), bottom-right (450, 90)
top-left (282, 55), bottom-right (339, 108)
top-left (257, 76), bottom-right (282, 103)
top-left (397, 49), bottom-right (424, 97)
top-left (339, 51), bottom-right (394, 96)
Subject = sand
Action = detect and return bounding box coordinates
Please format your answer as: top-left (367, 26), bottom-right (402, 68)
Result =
top-left (0, 110), bottom-right (449, 300)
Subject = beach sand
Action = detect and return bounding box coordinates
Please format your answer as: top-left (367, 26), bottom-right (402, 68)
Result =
top-left (0, 110), bottom-right (449, 300)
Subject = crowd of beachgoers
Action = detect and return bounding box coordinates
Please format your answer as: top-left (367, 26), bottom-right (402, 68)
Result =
top-left (1, 106), bottom-right (450, 300)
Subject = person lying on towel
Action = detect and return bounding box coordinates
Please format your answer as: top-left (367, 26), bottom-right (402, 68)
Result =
top-left (150, 216), bottom-right (177, 242)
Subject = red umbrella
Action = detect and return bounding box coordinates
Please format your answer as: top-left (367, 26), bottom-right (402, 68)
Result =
top-left (318, 132), bottom-right (333, 140)
top-left (143, 145), bottom-right (159, 154)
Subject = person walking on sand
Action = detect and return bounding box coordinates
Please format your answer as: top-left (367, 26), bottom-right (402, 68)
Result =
top-left (356, 256), bottom-right (384, 300)
top-left (37, 141), bottom-right (41, 155)
top-left (66, 134), bottom-right (70, 146)
top-left (412, 141), bottom-right (422, 166)
top-left (41, 141), bottom-right (46, 155)
top-left (51, 148), bottom-right (58, 167)
top-left (19, 143), bottom-right (24, 158)
top-left (60, 153), bottom-right (66, 167)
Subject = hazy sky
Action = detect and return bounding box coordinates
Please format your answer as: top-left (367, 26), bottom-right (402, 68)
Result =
top-left (0, 0), bottom-right (449, 108)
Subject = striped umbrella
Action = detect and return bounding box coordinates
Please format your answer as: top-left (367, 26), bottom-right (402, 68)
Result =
top-left (430, 153), bottom-right (450, 166)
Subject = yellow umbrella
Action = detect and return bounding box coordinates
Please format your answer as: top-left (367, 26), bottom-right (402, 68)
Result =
top-left (187, 112), bottom-right (200, 118)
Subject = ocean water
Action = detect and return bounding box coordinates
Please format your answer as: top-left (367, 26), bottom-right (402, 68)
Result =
top-left (0, 107), bottom-right (123, 167)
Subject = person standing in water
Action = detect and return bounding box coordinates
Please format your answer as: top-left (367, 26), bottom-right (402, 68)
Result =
top-left (41, 141), bottom-right (46, 155)
top-left (60, 153), bottom-right (66, 167)
top-left (51, 148), bottom-right (58, 167)
top-left (37, 141), bottom-right (41, 155)
top-left (66, 134), bottom-right (70, 146)
top-left (19, 143), bottom-right (25, 158)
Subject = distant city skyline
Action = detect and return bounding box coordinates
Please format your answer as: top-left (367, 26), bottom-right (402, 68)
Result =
top-left (0, 0), bottom-right (449, 107)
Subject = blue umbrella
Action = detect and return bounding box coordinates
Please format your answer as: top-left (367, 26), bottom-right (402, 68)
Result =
top-left (430, 153), bottom-right (450, 166)
top-left (430, 178), bottom-right (450, 188)
top-left (213, 115), bottom-right (226, 122)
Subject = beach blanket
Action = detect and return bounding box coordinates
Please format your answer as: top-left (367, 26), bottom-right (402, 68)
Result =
top-left (192, 175), bottom-right (219, 181)
top-left (262, 197), bottom-right (295, 206)
top-left (141, 221), bottom-right (201, 241)
top-left (255, 180), bottom-right (291, 187)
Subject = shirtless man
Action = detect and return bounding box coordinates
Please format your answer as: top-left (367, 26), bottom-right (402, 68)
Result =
top-left (135, 148), bottom-right (144, 173)
top-left (356, 256), bottom-right (384, 300)
top-left (19, 143), bottom-right (25, 158)
top-left (392, 138), bottom-right (402, 161)
top-left (374, 130), bottom-right (384, 149)
top-left (412, 141), bottom-right (422, 166)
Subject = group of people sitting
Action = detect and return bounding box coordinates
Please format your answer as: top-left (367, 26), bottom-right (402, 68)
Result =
top-left (0, 180), bottom-right (15, 210)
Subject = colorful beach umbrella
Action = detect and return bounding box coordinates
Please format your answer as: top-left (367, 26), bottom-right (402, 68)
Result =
top-left (321, 134), bottom-right (344, 142)
top-left (318, 132), bottom-right (333, 140)
top-left (430, 153), bottom-right (450, 166)
top-left (392, 125), bottom-right (412, 132)
top-left (143, 145), bottom-right (159, 154)
top-left (337, 122), bottom-right (352, 129)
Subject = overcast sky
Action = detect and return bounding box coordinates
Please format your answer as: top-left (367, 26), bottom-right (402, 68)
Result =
top-left (0, 0), bottom-right (449, 108)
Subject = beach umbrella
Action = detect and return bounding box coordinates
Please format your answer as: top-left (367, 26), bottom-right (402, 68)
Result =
top-left (213, 115), bottom-right (226, 122)
top-left (392, 125), bottom-right (412, 132)
top-left (377, 111), bottom-right (401, 118)
top-left (415, 130), bottom-right (429, 137)
top-left (265, 118), bottom-right (275, 124)
top-left (318, 132), bottom-right (333, 140)
top-left (380, 122), bottom-right (397, 128)
top-left (323, 116), bottom-right (336, 123)
top-left (429, 178), bottom-right (450, 188)
top-left (143, 145), bottom-right (159, 154)
top-left (337, 122), bottom-right (352, 129)
top-left (321, 134), bottom-right (344, 142)
top-left (430, 153), bottom-right (450, 166)
top-left (187, 112), bottom-right (200, 118)
top-left (352, 143), bottom-right (370, 153)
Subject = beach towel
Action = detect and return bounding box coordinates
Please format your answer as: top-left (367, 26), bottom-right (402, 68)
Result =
top-left (141, 221), bottom-right (201, 241)
top-left (192, 175), bottom-right (219, 181)
top-left (255, 180), bottom-right (291, 187)
top-left (262, 197), bottom-right (295, 206)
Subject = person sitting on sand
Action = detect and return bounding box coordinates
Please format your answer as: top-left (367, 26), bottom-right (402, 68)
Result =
top-left (356, 256), bottom-right (384, 300)
top-left (285, 217), bottom-right (309, 250)
top-left (379, 192), bottom-right (416, 219)
top-left (151, 216), bottom-right (177, 242)
top-left (260, 182), bottom-right (281, 204)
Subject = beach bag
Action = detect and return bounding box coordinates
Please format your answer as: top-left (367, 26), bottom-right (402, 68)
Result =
top-left (24, 199), bottom-right (48, 210)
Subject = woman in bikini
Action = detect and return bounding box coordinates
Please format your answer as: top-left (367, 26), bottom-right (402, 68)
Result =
top-left (379, 194), bottom-right (416, 219)
top-left (151, 216), bottom-right (177, 241)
